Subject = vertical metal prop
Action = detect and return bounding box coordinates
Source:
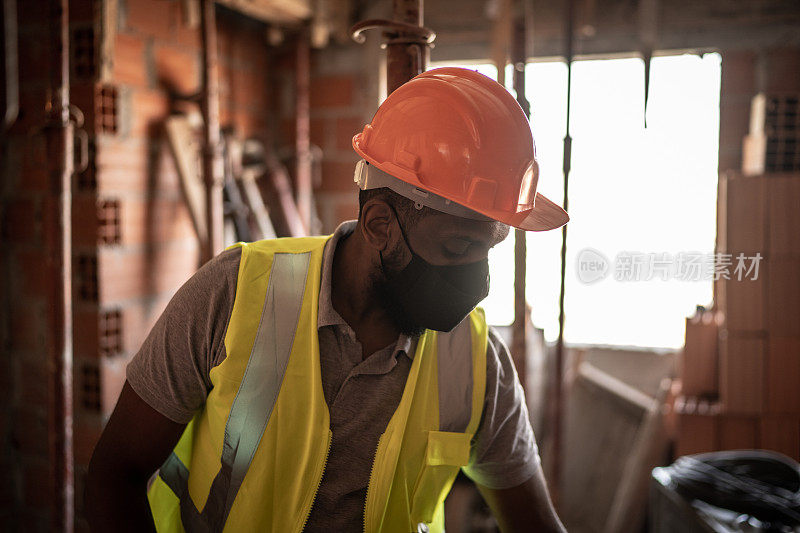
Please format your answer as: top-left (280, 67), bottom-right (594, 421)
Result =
top-left (387, 0), bottom-right (424, 93)
top-left (200, 0), bottom-right (223, 261)
top-left (510, 4), bottom-right (530, 386)
top-left (553, 0), bottom-right (574, 502)
top-left (295, 25), bottom-right (312, 232)
top-left (44, 0), bottom-right (74, 529)
top-left (350, 1), bottom-right (434, 95)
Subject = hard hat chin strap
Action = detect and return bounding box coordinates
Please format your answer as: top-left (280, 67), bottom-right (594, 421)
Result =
top-left (353, 159), bottom-right (490, 221)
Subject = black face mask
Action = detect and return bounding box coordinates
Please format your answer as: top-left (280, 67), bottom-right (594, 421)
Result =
top-left (379, 214), bottom-right (490, 333)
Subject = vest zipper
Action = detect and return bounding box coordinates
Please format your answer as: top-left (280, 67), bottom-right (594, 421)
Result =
top-left (299, 429), bottom-right (332, 532)
top-left (363, 436), bottom-right (381, 533)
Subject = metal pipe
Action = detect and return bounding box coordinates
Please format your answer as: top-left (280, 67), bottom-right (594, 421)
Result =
top-left (349, 3), bottom-right (434, 94)
top-left (200, 0), bottom-right (224, 260)
top-left (295, 25), bottom-right (312, 233)
top-left (553, 0), bottom-right (575, 502)
top-left (43, 0), bottom-right (74, 529)
top-left (510, 6), bottom-right (530, 384)
top-left (1, 0), bottom-right (19, 133)
top-left (387, 0), bottom-right (424, 93)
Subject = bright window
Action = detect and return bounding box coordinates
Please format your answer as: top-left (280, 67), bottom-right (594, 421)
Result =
top-left (431, 53), bottom-right (721, 348)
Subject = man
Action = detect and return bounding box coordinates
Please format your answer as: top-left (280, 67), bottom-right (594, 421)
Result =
top-left (87, 67), bottom-right (569, 532)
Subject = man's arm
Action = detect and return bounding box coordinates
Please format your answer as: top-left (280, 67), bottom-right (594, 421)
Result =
top-left (476, 468), bottom-right (566, 533)
top-left (86, 381), bottom-right (186, 532)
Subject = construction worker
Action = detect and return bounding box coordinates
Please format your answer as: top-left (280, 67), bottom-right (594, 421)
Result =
top-left (86, 67), bottom-right (569, 533)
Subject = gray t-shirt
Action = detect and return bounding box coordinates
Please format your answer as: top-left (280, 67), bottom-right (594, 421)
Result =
top-left (127, 221), bottom-right (541, 531)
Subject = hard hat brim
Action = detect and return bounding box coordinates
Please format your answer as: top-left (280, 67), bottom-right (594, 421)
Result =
top-left (354, 133), bottom-right (569, 232)
top-left (512, 193), bottom-right (570, 232)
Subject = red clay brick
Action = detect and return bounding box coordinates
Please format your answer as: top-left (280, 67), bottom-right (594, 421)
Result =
top-left (130, 90), bottom-right (171, 137)
top-left (336, 116), bottom-right (365, 151)
top-left (319, 159), bottom-right (360, 192)
top-left (231, 68), bottom-right (268, 108)
top-left (113, 33), bottom-right (149, 88)
top-left (119, 197), bottom-right (196, 246)
top-left (100, 355), bottom-right (127, 418)
top-left (154, 44), bottom-right (199, 95)
top-left (760, 417), bottom-right (800, 461)
top-left (766, 338), bottom-right (800, 414)
top-left (718, 415), bottom-right (758, 450)
top-left (173, 20), bottom-right (202, 52)
top-left (125, 0), bottom-right (174, 40)
top-left (310, 75), bottom-right (354, 108)
top-left (309, 118), bottom-right (326, 148)
top-left (97, 244), bottom-right (199, 304)
top-left (334, 199), bottom-right (358, 225)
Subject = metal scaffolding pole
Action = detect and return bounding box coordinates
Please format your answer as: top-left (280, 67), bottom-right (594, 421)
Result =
top-left (200, 0), bottom-right (224, 261)
top-left (510, 1), bottom-right (531, 388)
top-left (44, 0), bottom-right (74, 529)
top-left (553, 0), bottom-right (575, 502)
top-left (350, 0), bottom-right (435, 94)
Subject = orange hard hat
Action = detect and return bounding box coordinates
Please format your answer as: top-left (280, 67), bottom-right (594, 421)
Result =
top-left (352, 67), bottom-right (568, 231)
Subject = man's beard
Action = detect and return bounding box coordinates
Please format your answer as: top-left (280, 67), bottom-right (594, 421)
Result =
top-left (369, 246), bottom-right (426, 338)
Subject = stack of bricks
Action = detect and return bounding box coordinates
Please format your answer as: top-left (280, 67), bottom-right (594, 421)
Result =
top-left (675, 47), bottom-right (800, 462)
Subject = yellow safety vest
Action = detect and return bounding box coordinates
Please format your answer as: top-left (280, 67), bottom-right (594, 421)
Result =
top-left (147, 235), bottom-right (488, 533)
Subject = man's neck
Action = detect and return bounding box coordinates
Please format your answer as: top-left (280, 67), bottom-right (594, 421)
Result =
top-left (331, 227), bottom-right (401, 359)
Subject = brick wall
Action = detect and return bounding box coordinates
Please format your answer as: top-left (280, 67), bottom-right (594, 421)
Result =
top-left (1, 1), bottom-right (278, 530)
top-left (298, 41), bottom-right (380, 233)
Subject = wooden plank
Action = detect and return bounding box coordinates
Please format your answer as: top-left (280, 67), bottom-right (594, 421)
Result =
top-left (165, 115), bottom-right (207, 245)
top-left (719, 333), bottom-right (764, 414)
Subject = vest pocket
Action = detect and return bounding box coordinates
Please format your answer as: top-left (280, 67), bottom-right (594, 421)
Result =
top-left (410, 430), bottom-right (472, 526)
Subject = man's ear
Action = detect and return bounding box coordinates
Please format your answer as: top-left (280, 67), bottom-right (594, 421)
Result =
top-left (360, 199), bottom-right (394, 252)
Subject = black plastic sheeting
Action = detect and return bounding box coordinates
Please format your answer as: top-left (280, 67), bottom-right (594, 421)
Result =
top-left (659, 450), bottom-right (800, 530)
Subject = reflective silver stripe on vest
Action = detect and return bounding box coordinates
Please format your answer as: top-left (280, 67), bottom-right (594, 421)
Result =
top-left (436, 317), bottom-right (474, 433)
top-left (159, 251), bottom-right (311, 532)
